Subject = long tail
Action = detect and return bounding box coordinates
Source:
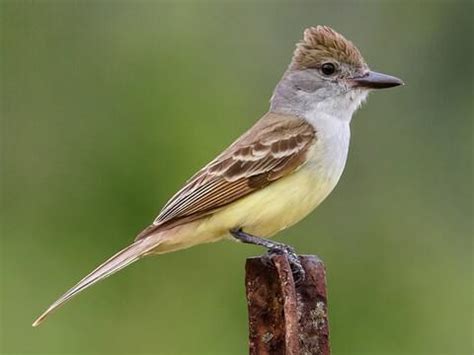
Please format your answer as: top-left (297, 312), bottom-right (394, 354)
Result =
top-left (32, 237), bottom-right (159, 327)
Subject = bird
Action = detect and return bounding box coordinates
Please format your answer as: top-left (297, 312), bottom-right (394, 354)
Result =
top-left (32, 25), bottom-right (403, 327)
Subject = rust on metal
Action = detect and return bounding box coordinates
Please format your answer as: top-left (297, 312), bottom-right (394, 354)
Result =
top-left (245, 255), bottom-right (330, 355)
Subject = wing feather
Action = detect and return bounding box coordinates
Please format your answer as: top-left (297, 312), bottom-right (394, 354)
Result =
top-left (135, 113), bottom-right (316, 241)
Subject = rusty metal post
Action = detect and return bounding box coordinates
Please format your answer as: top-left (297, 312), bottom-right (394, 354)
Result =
top-left (245, 255), bottom-right (330, 355)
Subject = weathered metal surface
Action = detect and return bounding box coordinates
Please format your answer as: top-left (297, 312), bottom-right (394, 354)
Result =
top-left (245, 255), bottom-right (330, 355)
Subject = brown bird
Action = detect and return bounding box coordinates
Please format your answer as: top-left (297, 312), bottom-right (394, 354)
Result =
top-left (33, 25), bottom-right (403, 327)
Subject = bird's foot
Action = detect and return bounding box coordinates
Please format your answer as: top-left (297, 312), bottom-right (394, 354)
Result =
top-left (266, 244), bottom-right (305, 284)
top-left (230, 228), bottom-right (305, 284)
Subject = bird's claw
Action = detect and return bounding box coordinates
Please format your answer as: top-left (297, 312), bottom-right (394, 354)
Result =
top-left (267, 245), bottom-right (305, 285)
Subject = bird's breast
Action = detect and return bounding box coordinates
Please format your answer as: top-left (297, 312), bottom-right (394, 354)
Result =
top-left (305, 117), bottom-right (351, 185)
top-left (206, 120), bottom-right (351, 238)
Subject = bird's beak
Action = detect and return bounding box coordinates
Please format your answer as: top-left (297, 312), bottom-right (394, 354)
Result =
top-left (351, 70), bottom-right (404, 89)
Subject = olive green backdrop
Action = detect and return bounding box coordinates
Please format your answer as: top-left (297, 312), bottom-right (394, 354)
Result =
top-left (1, 1), bottom-right (472, 354)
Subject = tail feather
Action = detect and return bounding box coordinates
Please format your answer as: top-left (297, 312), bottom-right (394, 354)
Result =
top-left (32, 238), bottom-right (158, 327)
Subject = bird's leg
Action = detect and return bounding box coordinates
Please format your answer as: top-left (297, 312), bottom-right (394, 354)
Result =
top-left (230, 228), bottom-right (305, 283)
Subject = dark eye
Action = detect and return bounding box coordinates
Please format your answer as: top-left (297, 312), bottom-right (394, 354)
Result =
top-left (321, 63), bottom-right (336, 76)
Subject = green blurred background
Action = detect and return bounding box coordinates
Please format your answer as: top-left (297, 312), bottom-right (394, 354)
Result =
top-left (1, 1), bottom-right (472, 354)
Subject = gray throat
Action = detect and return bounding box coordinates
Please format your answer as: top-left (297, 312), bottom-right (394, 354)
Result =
top-left (269, 70), bottom-right (368, 124)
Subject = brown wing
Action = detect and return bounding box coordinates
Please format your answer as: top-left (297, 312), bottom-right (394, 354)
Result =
top-left (135, 113), bottom-right (316, 241)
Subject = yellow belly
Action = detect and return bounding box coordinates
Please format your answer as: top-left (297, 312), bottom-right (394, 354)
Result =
top-left (211, 165), bottom-right (336, 236)
top-left (154, 165), bottom-right (338, 253)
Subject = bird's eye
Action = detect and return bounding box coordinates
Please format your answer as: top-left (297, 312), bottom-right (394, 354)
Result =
top-left (321, 63), bottom-right (336, 76)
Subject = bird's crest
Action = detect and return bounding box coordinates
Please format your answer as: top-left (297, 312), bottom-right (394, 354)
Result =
top-left (291, 26), bottom-right (366, 70)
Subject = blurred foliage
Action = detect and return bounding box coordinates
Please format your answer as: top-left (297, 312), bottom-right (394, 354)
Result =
top-left (1, 1), bottom-right (472, 354)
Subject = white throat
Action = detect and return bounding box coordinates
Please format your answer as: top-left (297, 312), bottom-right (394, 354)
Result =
top-left (303, 89), bottom-right (368, 127)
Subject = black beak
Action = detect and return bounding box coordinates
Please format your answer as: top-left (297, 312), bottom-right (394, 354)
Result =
top-left (352, 70), bottom-right (404, 89)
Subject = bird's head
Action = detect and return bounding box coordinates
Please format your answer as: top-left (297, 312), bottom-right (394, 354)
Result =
top-left (271, 26), bottom-right (403, 119)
